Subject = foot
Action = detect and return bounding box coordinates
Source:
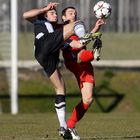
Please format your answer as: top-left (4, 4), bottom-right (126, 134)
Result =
top-left (90, 32), bottom-right (102, 40)
top-left (92, 38), bottom-right (102, 49)
top-left (92, 38), bottom-right (102, 61)
top-left (58, 127), bottom-right (66, 137)
top-left (58, 127), bottom-right (72, 139)
top-left (79, 33), bottom-right (93, 45)
top-left (94, 48), bottom-right (101, 61)
top-left (79, 32), bottom-right (102, 45)
top-left (68, 128), bottom-right (80, 140)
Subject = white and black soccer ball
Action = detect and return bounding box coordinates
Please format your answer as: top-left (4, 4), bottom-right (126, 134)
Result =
top-left (93, 1), bottom-right (112, 19)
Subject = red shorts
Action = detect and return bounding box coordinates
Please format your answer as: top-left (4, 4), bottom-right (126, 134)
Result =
top-left (65, 60), bottom-right (95, 89)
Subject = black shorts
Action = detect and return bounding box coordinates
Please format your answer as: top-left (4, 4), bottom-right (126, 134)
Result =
top-left (34, 28), bottom-right (64, 77)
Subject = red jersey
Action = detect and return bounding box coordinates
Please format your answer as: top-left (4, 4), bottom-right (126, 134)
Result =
top-left (62, 35), bottom-right (95, 89)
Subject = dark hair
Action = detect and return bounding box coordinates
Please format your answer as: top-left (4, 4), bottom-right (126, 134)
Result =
top-left (61, 6), bottom-right (76, 19)
top-left (38, 7), bottom-right (57, 21)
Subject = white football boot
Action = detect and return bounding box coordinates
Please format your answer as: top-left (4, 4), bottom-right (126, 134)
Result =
top-left (93, 38), bottom-right (102, 61)
top-left (58, 127), bottom-right (72, 139)
top-left (68, 128), bottom-right (80, 140)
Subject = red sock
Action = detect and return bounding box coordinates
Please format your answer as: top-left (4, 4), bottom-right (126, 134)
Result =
top-left (67, 100), bottom-right (89, 128)
top-left (79, 50), bottom-right (94, 63)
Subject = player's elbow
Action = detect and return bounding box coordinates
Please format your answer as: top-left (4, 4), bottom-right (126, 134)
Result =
top-left (23, 12), bottom-right (29, 20)
top-left (23, 13), bottom-right (27, 19)
top-left (23, 13), bottom-right (35, 23)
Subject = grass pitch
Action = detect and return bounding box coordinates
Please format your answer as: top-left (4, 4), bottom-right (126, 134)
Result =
top-left (0, 113), bottom-right (140, 140)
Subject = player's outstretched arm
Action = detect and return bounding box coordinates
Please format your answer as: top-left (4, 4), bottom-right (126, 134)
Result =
top-left (23, 2), bottom-right (59, 23)
top-left (91, 19), bottom-right (105, 33)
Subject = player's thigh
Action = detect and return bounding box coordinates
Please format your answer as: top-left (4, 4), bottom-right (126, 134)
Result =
top-left (81, 82), bottom-right (93, 101)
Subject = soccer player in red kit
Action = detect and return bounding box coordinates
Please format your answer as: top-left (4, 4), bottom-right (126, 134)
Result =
top-left (61, 7), bottom-right (105, 139)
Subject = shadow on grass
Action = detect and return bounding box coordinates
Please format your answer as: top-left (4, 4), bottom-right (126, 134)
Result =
top-left (94, 70), bottom-right (124, 112)
top-left (0, 70), bottom-right (124, 113)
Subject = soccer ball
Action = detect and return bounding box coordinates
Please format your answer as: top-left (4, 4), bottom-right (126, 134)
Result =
top-left (93, 1), bottom-right (112, 19)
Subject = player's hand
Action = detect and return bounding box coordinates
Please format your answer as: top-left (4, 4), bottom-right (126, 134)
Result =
top-left (91, 19), bottom-right (106, 33)
top-left (95, 19), bottom-right (106, 28)
top-left (43, 2), bottom-right (59, 12)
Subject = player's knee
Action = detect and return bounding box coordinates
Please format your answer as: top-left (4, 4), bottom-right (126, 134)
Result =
top-left (88, 97), bottom-right (93, 105)
top-left (79, 50), bottom-right (94, 63)
top-left (83, 96), bottom-right (93, 105)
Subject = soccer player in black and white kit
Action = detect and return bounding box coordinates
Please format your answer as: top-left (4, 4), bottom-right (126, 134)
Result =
top-left (23, 2), bottom-right (99, 139)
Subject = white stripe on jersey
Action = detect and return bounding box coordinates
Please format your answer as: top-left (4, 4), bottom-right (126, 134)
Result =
top-left (45, 22), bottom-right (54, 33)
top-left (36, 32), bottom-right (44, 39)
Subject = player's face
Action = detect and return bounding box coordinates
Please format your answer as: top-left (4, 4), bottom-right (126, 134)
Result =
top-left (64, 8), bottom-right (77, 22)
top-left (44, 9), bottom-right (58, 22)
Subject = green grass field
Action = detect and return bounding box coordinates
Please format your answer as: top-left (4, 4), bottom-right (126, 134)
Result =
top-left (0, 33), bottom-right (140, 140)
top-left (0, 113), bottom-right (140, 140)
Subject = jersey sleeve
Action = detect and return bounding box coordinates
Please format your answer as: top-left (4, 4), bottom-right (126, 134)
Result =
top-left (34, 22), bottom-right (48, 38)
